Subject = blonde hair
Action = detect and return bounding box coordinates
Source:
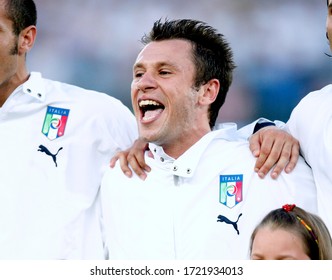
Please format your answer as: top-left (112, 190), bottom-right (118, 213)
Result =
top-left (250, 205), bottom-right (332, 260)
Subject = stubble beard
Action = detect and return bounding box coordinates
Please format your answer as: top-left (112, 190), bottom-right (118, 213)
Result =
top-left (9, 36), bottom-right (19, 55)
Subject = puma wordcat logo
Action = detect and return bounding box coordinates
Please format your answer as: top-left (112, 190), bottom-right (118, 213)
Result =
top-left (217, 213), bottom-right (243, 235)
top-left (38, 145), bottom-right (63, 167)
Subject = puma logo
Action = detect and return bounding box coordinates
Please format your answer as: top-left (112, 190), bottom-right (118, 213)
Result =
top-left (217, 213), bottom-right (243, 235)
top-left (38, 145), bottom-right (63, 167)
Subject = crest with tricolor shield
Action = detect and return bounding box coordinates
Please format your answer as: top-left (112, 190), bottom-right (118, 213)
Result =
top-left (219, 174), bottom-right (243, 208)
top-left (42, 106), bottom-right (70, 140)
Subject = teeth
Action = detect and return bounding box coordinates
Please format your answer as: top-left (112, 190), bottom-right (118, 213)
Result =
top-left (139, 100), bottom-right (161, 107)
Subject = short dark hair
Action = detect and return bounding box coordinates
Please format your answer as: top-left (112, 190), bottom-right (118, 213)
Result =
top-left (141, 18), bottom-right (236, 129)
top-left (4, 0), bottom-right (37, 36)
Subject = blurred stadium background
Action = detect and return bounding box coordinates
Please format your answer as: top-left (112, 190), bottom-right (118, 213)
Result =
top-left (30, 0), bottom-right (331, 128)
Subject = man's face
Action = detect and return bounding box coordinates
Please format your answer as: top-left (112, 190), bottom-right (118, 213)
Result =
top-left (131, 39), bottom-right (204, 156)
top-left (0, 3), bottom-right (20, 91)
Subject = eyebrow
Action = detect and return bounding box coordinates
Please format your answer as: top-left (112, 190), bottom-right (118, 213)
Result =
top-left (133, 61), bottom-right (178, 70)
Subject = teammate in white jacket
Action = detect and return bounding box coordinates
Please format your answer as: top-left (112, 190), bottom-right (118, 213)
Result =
top-left (247, 0), bottom-right (332, 233)
top-left (286, 85), bottom-right (332, 234)
top-left (0, 0), bottom-right (137, 259)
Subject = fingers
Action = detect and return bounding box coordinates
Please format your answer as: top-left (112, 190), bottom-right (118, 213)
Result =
top-left (249, 133), bottom-right (262, 158)
top-left (250, 126), bottom-right (300, 179)
top-left (109, 139), bottom-right (151, 180)
top-left (252, 131), bottom-right (275, 174)
top-left (284, 141), bottom-right (300, 173)
top-left (255, 137), bottom-right (280, 179)
top-left (110, 150), bottom-right (133, 178)
top-left (266, 143), bottom-right (289, 179)
top-left (127, 147), bottom-right (151, 181)
top-left (268, 140), bottom-right (298, 179)
top-left (268, 139), bottom-right (299, 179)
top-left (109, 154), bottom-right (118, 168)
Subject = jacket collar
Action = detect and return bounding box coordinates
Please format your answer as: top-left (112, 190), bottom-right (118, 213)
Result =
top-left (149, 123), bottom-right (238, 178)
top-left (21, 72), bottom-right (46, 102)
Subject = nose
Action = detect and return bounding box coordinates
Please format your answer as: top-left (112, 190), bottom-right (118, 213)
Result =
top-left (134, 72), bottom-right (157, 92)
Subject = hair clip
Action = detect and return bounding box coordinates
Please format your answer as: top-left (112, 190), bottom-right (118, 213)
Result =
top-left (282, 204), bottom-right (296, 212)
top-left (281, 204), bottom-right (318, 244)
top-left (297, 216), bottom-right (319, 244)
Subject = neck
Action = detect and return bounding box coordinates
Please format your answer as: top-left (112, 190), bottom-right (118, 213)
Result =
top-left (161, 128), bottom-right (211, 159)
top-left (0, 68), bottom-right (30, 107)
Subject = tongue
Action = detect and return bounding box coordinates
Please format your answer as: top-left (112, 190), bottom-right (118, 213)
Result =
top-left (143, 108), bottom-right (163, 121)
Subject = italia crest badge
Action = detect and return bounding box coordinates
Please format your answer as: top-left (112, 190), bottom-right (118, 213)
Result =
top-left (42, 106), bottom-right (70, 140)
top-left (219, 174), bottom-right (243, 208)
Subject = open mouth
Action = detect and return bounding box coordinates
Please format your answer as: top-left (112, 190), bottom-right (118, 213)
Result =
top-left (139, 99), bottom-right (165, 122)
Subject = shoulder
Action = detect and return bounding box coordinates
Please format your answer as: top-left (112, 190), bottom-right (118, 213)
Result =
top-left (45, 78), bottom-right (119, 103)
top-left (287, 84), bottom-right (332, 133)
top-left (208, 137), bottom-right (252, 157)
top-left (295, 84), bottom-right (332, 108)
top-left (43, 77), bottom-right (133, 117)
top-left (41, 75), bottom-right (136, 135)
top-left (31, 72), bottom-right (128, 111)
top-left (199, 138), bottom-right (256, 172)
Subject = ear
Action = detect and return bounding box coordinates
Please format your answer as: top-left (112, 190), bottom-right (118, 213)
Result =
top-left (18, 25), bottom-right (37, 56)
top-left (198, 79), bottom-right (220, 105)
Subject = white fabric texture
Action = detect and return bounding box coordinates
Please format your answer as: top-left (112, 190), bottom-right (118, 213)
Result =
top-left (287, 84), bottom-right (332, 232)
top-left (0, 72), bottom-right (138, 259)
